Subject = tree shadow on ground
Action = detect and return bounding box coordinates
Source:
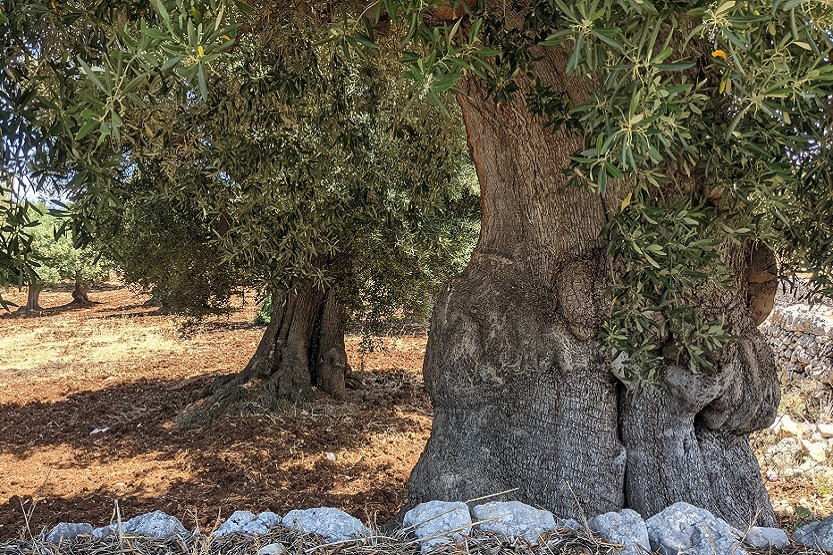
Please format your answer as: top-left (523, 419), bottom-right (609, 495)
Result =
top-left (0, 369), bottom-right (431, 540)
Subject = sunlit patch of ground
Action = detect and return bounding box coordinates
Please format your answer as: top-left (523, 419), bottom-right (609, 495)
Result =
top-left (0, 284), bottom-right (431, 540)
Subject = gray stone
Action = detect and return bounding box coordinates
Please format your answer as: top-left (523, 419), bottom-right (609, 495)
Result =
top-left (403, 501), bottom-right (472, 553)
top-left (646, 502), bottom-right (748, 555)
top-left (741, 526), bottom-right (789, 549)
top-left (120, 510), bottom-right (189, 538)
top-left (470, 501), bottom-right (556, 543)
top-left (282, 507), bottom-right (366, 542)
top-left (588, 509), bottom-right (649, 555)
top-left (46, 522), bottom-right (94, 543)
top-left (556, 518), bottom-right (582, 530)
top-left (258, 543), bottom-right (287, 555)
top-left (91, 525), bottom-right (115, 538)
top-left (214, 510), bottom-right (280, 536)
top-left (215, 511), bottom-right (257, 537)
top-left (794, 515), bottom-right (833, 551)
top-left (246, 511), bottom-right (281, 534)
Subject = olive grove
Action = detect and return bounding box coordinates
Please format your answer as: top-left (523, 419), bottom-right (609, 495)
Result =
top-left (2, 0), bottom-right (832, 529)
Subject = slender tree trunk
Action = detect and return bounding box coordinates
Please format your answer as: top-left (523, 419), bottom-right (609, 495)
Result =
top-left (406, 47), bottom-right (779, 527)
top-left (143, 287), bottom-right (162, 307)
top-left (17, 285), bottom-right (42, 313)
top-left (177, 284), bottom-right (355, 428)
top-left (71, 270), bottom-right (91, 305)
top-left (313, 288), bottom-right (360, 399)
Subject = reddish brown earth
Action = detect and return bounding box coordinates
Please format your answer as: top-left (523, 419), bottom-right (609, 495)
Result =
top-left (0, 283), bottom-right (830, 539)
top-left (0, 284), bottom-right (431, 539)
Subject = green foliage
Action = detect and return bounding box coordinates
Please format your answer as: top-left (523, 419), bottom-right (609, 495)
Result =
top-left (0, 192), bottom-right (40, 308)
top-left (254, 293), bottom-right (272, 326)
top-left (101, 196), bottom-right (244, 316)
top-left (1, 4), bottom-right (479, 325)
top-left (28, 206), bottom-right (114, 289)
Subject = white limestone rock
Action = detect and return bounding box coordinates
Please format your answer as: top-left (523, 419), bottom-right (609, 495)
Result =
top-left (470, 501), bottom-right (556, 543)
top-left (741, 526), bottom-right (790, 550)
top-left (794, 515), bottom-right (833, 552)
top-left (248, 512), bottom-right (281, 534)
top-left (646, 502), bottom-right (748, 555)
top-left (258, 543), bottom-right (288, 555)
top-left (215, 510), bottom-right (257, 537)
top-left (120, 510), bottom-right (189, 539)
top-left (215, 510), bottom-right (281, 537)
top-left (403, 501), bottom-right (472, 553)
top-left (46, 522), bottom-right (94, 543)
top-left (588, 509), bottom-right (649, 555)
top-left (556, 517), bottom-right (582, 530)
top-left (91, 525), bottom-right (115, 538)
top-left (282, 507), bottom-right (366, 542)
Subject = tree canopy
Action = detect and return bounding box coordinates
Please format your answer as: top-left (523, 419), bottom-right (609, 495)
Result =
top-left (29, 207), bottom-right (113, 288)
top-left (1, 0), bottom-right (831, 373)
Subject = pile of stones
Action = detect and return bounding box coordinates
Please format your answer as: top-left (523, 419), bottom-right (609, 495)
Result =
top-left (42, 500), bottom-right (833, 554)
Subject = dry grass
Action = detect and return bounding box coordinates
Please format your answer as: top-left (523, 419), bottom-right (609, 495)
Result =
top-left (0, 524), bottom-right (629, 555)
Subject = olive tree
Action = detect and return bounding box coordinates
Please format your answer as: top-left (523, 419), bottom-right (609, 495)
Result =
top-left (10, 10), bottom-right (480, 423)
top-left (28, 209), bottom-right (114, 309)
top-left (2, 0), bottom-right (832, 528)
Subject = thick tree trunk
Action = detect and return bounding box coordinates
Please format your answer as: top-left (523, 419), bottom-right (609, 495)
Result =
top-left (407, 59), bottom-right (626, 520)
top-left (620, 247), bottom-right (780, 526)
top-left (71, 270), bottom-right (91, 305)
top-left (406, 50), bottom-right (779, 527)
top-left (176, 284), bottom-right (355, 428)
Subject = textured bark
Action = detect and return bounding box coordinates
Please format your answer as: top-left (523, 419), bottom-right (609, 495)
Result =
top-left (406, 42), bottom-right (779, 527)
top-left (176, 284), bottom-right (354, 428)
top-left (313, 289), bottom-right (360, 399)
top-left (407, 54), bottom-right (626, 520)
top-left (620, 246), bottom-right (780, 526)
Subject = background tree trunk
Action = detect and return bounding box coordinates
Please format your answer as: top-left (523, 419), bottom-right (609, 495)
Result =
top-left (405, 48), bottom-right (779, 527)
top-left (16, 285), bottom-right (42, 313)
top-left (176, 284), bottom-right (354, 428)
top-left (313, 289), bottom-right (359, 399)
top-left (71, 270), bottom-right (91, 305)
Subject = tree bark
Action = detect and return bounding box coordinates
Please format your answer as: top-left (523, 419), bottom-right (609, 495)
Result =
top-left (407, 55), bottom-right (627, 520)
top-left (71, 270), bottom-right (92, 305)
top-left (176, 284), bottom-right (355, 428)
top-left (405, 47), bottom-right (779, 527)
top-left (620, 246), bottom-right (780, 526)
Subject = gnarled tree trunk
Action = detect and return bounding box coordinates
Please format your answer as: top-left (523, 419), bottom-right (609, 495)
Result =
top-left (405, 48), bottom-right (779, 527)
top-left (71, 270), bottom-right (92, 305)
top-left (177, 284), bottom-right (358, 428)
top-left (313, 288), bottom-right (360, 399)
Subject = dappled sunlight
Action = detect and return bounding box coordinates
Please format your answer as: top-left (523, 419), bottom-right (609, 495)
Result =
top-left (0, 285), bottom-right (431, 538)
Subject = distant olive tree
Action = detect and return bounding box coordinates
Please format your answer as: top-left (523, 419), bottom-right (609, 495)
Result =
top-left (19, 208), bottom-right (114, 312)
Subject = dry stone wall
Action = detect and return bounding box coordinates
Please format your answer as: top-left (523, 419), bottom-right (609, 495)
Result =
top-left (761, 304), bottom-right (833, 383)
